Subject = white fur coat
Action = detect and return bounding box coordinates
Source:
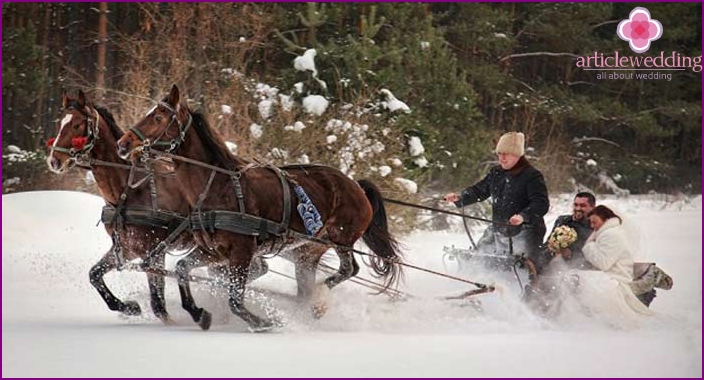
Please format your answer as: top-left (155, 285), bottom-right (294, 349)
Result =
top-left (581, 217), bottom-right (652, 319)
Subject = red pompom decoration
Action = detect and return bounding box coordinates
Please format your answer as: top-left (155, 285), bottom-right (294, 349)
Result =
top-left (71, 136), bottom-right (89, 150)
top-left (46, 137), bottom-right (56, 147)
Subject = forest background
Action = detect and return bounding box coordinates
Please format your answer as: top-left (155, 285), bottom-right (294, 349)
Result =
top-left (3, 2), bottom-right (701, 204)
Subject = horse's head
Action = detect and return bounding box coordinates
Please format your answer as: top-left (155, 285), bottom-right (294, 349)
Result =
top-left (117, 84), bottom-right (192, 160)
top-left (46, 90), bottom-right (101, 174)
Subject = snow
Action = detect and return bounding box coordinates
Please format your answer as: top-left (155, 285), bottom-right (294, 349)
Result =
top-left (394, 177), bottom-right (418, 194)
top-left (225, 141), bottom-right (238, 155)
top-left (279, 94), bottom-right (294, 112)
top-left (2, 191), bottom-right (701, 377)
top-left (284, 121), bottom-right (306, 133)
top-left (293, 49), bottom-right (318, 77)
top-left (258, 99), bottom-right (274, 119)
top-left (378, 165), bottom-right (392, 177)
top-left (408, 136), bottom-right (425, 156)
top-left (221, 104), bottom-right (232, 115)
top-left (413, 156), bottom-right (429, 168)
top-left (249, 123), bottom-right (263, 139)
top-left (302, 95), bottom-right (329, 116)
top-left (380, 89), bottom-right (411, 113)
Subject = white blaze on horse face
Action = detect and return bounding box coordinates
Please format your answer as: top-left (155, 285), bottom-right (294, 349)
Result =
top-left (47, 113), bottom-right (74, 172)
top-left (54, 114), bottom-right (74, 148)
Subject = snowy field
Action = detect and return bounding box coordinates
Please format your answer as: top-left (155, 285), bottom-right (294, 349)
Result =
top-left (2, 190), bottom-right (702, 377)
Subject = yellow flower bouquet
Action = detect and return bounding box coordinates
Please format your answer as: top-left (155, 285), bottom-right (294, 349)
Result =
top-left (547, 225), bottom-right (578, 252)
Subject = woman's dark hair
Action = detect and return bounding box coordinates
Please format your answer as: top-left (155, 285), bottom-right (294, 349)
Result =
top-left (588, 205), bottom-right (622, 224)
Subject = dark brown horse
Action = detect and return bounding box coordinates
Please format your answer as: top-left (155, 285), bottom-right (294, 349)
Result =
top-left (117, 84), bottom-right (403, 331)
top-left (46, 91), bottom-right (203, 326)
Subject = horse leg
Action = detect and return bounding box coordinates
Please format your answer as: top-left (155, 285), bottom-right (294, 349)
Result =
top-left (227, 257), bottom-right (276, 332)
top-left (89, 247), bottom-right (141, 316)
top-left (322, 248), bottom-right (360, 289)
top-left (142, 248), bottom-right (174, 324)
top-left (247, 255), bottom-right (269, 283)
top-left (293, 243), bottom-right (327, 300)
top-left (312, 248), bottom-right (359, 318)
top-left (175, 248), bottom-right (212, 330)
top-left (146, 272), bottom-right (175, 325)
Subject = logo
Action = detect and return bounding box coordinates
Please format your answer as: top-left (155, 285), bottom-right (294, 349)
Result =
top-left (617, 7), bottom-right (663, 54)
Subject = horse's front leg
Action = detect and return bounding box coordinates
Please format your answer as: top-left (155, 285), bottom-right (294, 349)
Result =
top-left (146, 271), bottom-right (174, 325)
top-left (89, 247), bottom-right (141, 316)
top-left (227, 252), bottom-right (277, 332)
top-left (292, 243), bottom-right (328, 300)
top-left (175, 248), bottom-right (212, 330)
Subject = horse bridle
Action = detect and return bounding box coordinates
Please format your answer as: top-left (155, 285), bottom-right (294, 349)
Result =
top-left (48, 106), bottom-right (101, 160)
top-left (128, 101), bottom-right (192, 155)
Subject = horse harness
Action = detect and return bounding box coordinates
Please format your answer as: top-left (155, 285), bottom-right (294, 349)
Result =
top-left (100, 152), bottom-right (319, 268)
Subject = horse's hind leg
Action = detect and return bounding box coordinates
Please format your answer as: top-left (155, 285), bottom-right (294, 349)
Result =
top-left (89, 247), bottom-right (141, 316)
top-left (311, 248), bottom-right (359, 319)
top-left (174, 248), bottom-right (212, 330)
top-left (322, 248), bottom-right (359, 290)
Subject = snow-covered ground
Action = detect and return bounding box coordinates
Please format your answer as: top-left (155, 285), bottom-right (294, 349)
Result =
top-left (2, 191), bottom-right (702, 377)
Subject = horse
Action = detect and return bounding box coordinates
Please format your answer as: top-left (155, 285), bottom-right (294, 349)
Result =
top-left (116, 84), bottom-right (403, 331)
top-left (46, 90), bottom-right (207, 327)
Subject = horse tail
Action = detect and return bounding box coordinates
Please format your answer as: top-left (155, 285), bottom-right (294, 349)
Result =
top-left (357, 179), bottom-right (404, 291)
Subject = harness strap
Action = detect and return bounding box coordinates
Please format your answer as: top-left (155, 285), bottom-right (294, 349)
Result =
top-left (195, 170), bottom-right (218, 233)
top-left (126, 162), bottom-right (153, 189)
top-left (142, 216), bottom-right (192, 269)
top-left (231, 172), bottom-right (246, 213)
top-left (101, 206), bottom-right (186, 230)
top-left (275, 167), bottom-right (292, 232)
top-left (149, 172), bottom-right (158, 211)
top-left (189, 210), bottom-right (287, 237)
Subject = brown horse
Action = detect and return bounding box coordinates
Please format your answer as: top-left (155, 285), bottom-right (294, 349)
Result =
top-left (117, 84), bottom-right (403, 331)
top-left (46, 91), bottom-right (205, 326)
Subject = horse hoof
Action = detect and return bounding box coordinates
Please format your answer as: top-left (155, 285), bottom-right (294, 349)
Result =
top-left (160, 317), bottom-right (177, 326)
top-left (311, 303), bottom-right (328, 319)
top-left (121, 301), bottom-right (142, 316)
top-left (197, 310), bottom-right (212, 331)
top-left (248, 321), bottom-right (277, 333)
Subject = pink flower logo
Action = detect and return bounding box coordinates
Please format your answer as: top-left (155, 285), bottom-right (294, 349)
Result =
top-left (617, 7), bottom-right (663, 54)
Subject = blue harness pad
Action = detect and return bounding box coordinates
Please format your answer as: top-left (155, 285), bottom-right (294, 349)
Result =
top-left (294, 185), bottom-right (323, 236)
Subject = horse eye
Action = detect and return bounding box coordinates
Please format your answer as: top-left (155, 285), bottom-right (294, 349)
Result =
top-left (154, 114), bottom-right (163, 122)
top-left (73, 123), bottom-right (81, 130)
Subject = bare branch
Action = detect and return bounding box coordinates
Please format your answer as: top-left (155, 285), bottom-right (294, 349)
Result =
top-left (499, 52), bottom-right (580, 62)
top-left (591, 20), bottom-right (619, 30)
top-left (566, 81), bottom-right (596, 87)
top-left (572, 137), bottom-right (620, 147)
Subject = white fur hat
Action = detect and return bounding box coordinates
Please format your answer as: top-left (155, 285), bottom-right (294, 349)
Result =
top-left (495, 132), bottom-right (525, 156)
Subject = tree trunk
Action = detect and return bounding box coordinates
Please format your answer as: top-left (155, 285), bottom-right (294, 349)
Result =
top-left (96, 2), bottom-right (108, 100)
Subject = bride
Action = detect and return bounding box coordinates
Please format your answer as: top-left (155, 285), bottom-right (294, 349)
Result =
top-left (540, 205), bottom-right (653, 328)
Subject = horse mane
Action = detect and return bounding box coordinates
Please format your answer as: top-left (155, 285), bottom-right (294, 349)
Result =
top-left (94, 105), bottom-right (123, 141)
top-left (189, 108), bottom-right (247, 169)
top-left (65, 98), bottom-right (123, 141)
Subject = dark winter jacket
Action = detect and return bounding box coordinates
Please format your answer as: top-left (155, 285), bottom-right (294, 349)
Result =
top-left (455, 156), bottom-right (549, 248)
top-left (549, 215), bottom-right (593, 269)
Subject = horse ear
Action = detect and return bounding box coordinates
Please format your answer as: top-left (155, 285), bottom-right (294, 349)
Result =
top-left (62, 91), bottom-right (69, 108)
top-left (77, 90), bottom-right (87, 107)
top-left (166, 84), bottom-right (180, 107)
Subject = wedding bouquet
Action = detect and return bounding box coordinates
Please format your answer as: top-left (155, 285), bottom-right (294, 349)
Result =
top-left (547, 225), bottom-right (578, 252)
